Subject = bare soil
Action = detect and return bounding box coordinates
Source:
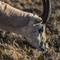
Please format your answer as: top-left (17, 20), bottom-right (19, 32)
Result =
top-left (0, 0), bottom-right (60, 60)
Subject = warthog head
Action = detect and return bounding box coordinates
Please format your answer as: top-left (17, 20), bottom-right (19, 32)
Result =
top-left (18, 14), bottom-right (48, 50)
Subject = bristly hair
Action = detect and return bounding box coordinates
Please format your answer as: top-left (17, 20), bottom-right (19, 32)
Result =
top-left (41, 0), bottom-right (51, 23)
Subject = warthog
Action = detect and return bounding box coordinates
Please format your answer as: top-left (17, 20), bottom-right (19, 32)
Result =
top-left (0, 0), bottom-right (51, 50)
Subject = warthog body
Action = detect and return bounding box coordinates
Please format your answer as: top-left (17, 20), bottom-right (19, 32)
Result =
top-left (0, 0), bottom-right (51, 50)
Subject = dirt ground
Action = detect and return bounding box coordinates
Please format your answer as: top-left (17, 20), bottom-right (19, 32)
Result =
top-left (0, 0), bottom-right (60, 60)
